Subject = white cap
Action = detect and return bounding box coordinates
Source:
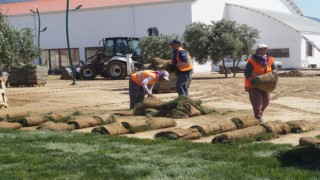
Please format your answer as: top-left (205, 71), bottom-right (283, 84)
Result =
top-left (160, 70), bottom-right (169, 80)
top-left (257, 44), bottom-right (268, 49)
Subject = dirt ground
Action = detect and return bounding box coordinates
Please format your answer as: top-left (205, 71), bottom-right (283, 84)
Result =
top-left (1, 71), bottom-right (320, 146)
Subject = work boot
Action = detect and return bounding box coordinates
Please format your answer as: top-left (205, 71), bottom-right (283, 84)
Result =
top-left (256, 117), bottom-right (263, 123)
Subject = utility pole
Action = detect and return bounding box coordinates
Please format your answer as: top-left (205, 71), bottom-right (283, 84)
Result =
top-left (30, 8), bottom-right (47, 65)
top-left (66, 0), bottom-right (82, 85)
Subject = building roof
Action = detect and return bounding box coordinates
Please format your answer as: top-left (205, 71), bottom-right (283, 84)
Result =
top-left (0, 0), bottom-right (177, 16)
top-left (228, 3), bottom-right (320, 34)
top-left (307, 16), bottom-right (320, 23)
top-left (286, 0), bottom-right (303, 16)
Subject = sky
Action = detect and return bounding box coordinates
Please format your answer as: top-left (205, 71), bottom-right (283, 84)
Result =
top-left (294, 0), bottom-right (320, 18)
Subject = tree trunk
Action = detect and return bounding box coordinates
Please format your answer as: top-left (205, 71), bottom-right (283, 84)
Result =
top-left (232, 60), bottom-right (237, 77)
top-left (223, 61), bottom-right (228, 78)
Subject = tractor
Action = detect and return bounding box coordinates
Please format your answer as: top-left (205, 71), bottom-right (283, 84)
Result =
top-left (79, 37), bottom-right (143, 80)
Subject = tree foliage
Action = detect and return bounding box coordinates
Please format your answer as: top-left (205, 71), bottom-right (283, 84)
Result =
top-left (139, 34), bottom-right (181, 64)
top-left (183, 22), bottom-right (211, 64)
top-left (0, 12), bottom-right (40, 71)
top-left (183, 19), bottom-right (259, 77)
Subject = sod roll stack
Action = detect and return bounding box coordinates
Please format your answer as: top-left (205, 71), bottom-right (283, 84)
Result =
top-left (37, 121), bottom-right (74, 132)
top-left (19, 117), bottom-right (46, 127)
top-left (7, 65), bottom-right (48, 87)
top-left (261, 120), bottom-right (291, 134)
top-left (91, 122), bottom-right (129, 135)
top-left (212, 126), bottom-right (267, 143)
top-left (155, 128), bottom-right (202, 140)
top-left (67, 116), bottom-right (103, 129)
top-left (0, 121), bottom-right (22, 129)
top-left (231, 115), bottom-right (260, 129)
top-left (299, 137), bottom-right (320, 147)
top-left (286, 120), bottom-right (314, 133)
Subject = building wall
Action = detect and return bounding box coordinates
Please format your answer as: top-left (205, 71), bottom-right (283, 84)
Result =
top-left (8, 2), bottom-right (192, 62)
top-left (301, 34), bottom-right (320, 68)
top-left (7, 0), bottom-right (318, 71)
top-left (227, 5), bottom-right (302, 69)
top-left (191, 0), bottom-right (295, 24)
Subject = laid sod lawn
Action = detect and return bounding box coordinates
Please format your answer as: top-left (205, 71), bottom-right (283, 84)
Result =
top-left (0, 129), bottom-right (319, 179)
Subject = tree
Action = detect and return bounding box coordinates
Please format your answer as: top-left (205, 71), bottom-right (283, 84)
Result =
top-left (183, 19), bottom-right (259, 77)
top-left (183, 22), bottom-right (211, 64)
top-left (0, 12), bottom-right (40, 71)
top-left (139, 34), bottom-right (181, 64)
top-left (233, 24), bottom-right (260, 77)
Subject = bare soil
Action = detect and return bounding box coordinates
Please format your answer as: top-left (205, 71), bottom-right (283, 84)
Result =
top-left (1, 71), bottom-right (320, 146)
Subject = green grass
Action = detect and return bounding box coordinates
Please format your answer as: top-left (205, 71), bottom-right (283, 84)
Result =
top-left (0, 129), bottom-right (319, 179)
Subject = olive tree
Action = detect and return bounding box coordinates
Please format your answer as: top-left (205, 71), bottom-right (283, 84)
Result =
top-left (183, 19), bottom-right (259, 77)
top-left (139, 34), bottom-right (181, 64)
top-left (0, 13), bottom-right (40, 71)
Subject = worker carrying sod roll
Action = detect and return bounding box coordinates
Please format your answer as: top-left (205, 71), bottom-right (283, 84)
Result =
top-left (244, 43), bottom-right (278, 123)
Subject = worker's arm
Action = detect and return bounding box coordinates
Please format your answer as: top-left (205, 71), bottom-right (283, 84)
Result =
top-left (178, 50), bottom-right (189, 62)
top-left (171, 49), bottom-right (178, 65)
top-left (141, 76), bottom-right (153, 95)
top-left (244, 61), bottom-right (253, 79)
top-left (271, 62), bottom-right (278, 74)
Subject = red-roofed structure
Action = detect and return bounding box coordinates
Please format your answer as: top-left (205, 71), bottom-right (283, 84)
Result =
top-left (0, 0), bottom-right (171, 15)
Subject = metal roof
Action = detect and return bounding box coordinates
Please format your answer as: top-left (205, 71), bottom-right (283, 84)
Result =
top-left (228, 3), bottom-right (320, 34)
top-left (286, 0), bottom-right (303, 16)
top-left (0, 0), bottom-right (176, 16)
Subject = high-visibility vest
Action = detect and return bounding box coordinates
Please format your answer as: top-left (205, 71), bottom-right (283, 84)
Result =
top-left (176, 47), bottom-right (193, 71)
top-left (131, 70), bottom-right (158, 86)
top-left (245, 56), bottom-right (274, 88)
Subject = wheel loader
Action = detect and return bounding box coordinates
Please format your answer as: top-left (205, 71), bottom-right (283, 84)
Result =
top-left (79, 37), bottom-right (143, 80)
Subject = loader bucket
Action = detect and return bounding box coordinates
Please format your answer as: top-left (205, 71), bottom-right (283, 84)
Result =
top-left (60, 66), bottom-right (80, 80)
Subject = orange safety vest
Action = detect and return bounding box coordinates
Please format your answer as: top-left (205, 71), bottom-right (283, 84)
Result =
top-left (131, 70), bottom-right (158, 86)
top-left (245, 56), bottom-right (274, 88)
top-left (176, 47), bottom-right (193, 71)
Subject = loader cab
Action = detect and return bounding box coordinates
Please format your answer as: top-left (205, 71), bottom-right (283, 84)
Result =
top-left (103, 37), bottom-right (141, 61)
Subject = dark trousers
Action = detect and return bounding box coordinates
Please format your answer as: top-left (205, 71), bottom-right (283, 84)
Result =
top-left (129, 78), bottom-right (145, 109)
top-left (176, 70), bottom-right (192, 96)
top-left (245, 87), bottom-right (270, 119)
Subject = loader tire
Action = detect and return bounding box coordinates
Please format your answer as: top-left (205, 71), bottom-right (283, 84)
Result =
top-left (80, 65), bottom-right (97, 80)
top-left (99, 66), bottom-right (109, 78)
top-left (106, 61), bottom-right (127, 80)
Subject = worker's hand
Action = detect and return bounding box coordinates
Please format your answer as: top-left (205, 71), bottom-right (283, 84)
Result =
top-left (272, 69), bottom-right (278, 75)
top-left (168, 63), bottom-right (178, 71)
top-left (250, 78), bottom-right (260, 86)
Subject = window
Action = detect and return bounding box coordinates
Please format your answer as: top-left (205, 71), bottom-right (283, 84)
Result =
top-left (41, 48), bottom-right (80, 74)
top-left (104, 39), bottom-right (114, 57)
top-left (306, 42), bottom-right (313, 57)
top-left (41, 50), bottom-right (50, 69)
top-left (267, 48), bottom-right (289, 58)
top-left (85, 47), bottom-right (103, 59)
top-left (114, 39), bottom-right (129, 55)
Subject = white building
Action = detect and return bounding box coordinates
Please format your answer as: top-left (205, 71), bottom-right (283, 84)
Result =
top-left (1, 0), bottom-right (319, 73)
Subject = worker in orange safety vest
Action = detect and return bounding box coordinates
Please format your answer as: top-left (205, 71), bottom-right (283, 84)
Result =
top-left (168, 39), bottom-right (193, 96)
top-left (129, 70), bottom-right (169, 109)
top-left (244, 43), bottom-right (278, 122)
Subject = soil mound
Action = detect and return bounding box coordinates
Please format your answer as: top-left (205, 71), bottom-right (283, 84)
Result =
top-left (278, 70), bottom-right (303, 77)
top-left (150, 96), bottom-right (214, 118)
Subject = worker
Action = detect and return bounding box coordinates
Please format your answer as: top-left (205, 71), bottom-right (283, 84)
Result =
top-left (168, 39), bottom-right (193, 96)
top-left (129, 70), bottom-right (169, 109)
top-left (244, 44), bottom-right (278, 122)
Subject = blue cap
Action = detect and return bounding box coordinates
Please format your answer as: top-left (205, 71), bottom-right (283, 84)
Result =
top-left (169, 39), bottom-right (181, 45)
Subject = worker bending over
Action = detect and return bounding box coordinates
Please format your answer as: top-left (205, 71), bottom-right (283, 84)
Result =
top-left (129, 70), bottom-right (169, 109)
